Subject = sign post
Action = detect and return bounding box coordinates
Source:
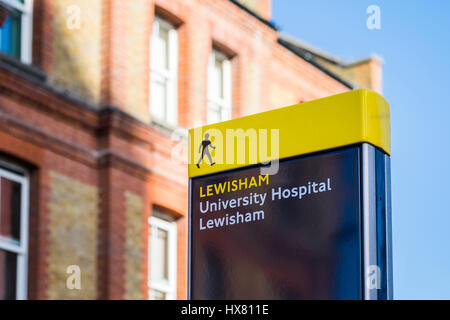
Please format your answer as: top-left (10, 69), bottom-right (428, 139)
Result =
top-left (188, 89), bottom-right (392, 299)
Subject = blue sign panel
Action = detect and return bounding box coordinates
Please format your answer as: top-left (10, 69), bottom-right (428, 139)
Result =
top-left (190, 146), bottom-right (365, 299)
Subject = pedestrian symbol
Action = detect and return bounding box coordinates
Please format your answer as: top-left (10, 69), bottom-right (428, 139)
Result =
top-left (197, 133), bottom-right (216, 168)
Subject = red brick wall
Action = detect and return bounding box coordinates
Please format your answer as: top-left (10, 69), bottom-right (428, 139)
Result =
top-left (34, 0), bottom-right (348, 120)
top-left (0, 0), bottom-right (351, 300)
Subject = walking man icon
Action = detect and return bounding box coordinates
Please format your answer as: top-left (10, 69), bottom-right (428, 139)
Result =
top-left (197, 133), bottom-right (216, 168)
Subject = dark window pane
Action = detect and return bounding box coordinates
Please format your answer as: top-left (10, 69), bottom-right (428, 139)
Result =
top-left (0, 177), bottom-right (22, 243)
top-left (0, 250), bottom-right (17, 300)
top-left (9, 9), bottom-right (21, 59)
top-left (0, 9), bottom-right (21, 59)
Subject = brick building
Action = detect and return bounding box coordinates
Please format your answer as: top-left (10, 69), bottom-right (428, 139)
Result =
top-left (0, 0), bottom-right (381, 299)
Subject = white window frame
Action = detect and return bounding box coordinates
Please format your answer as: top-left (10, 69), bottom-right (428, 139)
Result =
top-left (149, 16), bottom-right (178, 125)
top-left (148, 215), bottom-right (177, 300)
top-left (207, 49), bottom-right (232, 124)
top-left (0, 159), bottom-right (29, 300)
top-left (0, 0), bottom-right (34, 64)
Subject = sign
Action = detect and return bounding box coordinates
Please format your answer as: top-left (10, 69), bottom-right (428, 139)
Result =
top-left (188, 89), bottom-right (393, 300)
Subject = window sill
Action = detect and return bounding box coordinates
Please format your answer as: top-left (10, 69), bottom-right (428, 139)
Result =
top-left (150, 117), bottom-right (187, 139)
top-left (0, 51), bottom-right (47, 82)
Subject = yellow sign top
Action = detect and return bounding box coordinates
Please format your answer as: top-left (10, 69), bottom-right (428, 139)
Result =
top-left (188, 89), bottom-right (390, 178)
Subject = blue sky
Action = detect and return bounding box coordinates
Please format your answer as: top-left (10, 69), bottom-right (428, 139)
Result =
top-left (273, 0), bottom-right (450, 299)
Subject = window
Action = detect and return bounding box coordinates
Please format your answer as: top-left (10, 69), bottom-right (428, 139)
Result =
top-left (150, 16), bottom-right (178, 125)
top-left (148, 213), bottom-right (177, 300)
top-left (0, 160), bottom-right (29, 300)
top-left (207, 49), bottom-right (231, 124)
top-left (0, 0), bottom-right (33, 63)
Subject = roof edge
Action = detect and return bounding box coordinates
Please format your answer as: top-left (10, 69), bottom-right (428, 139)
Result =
top-left (277, 37), bottom-right (356, 89)
top-left (228, 0), bottom-right (278, 30)
top-left (279, 33), bottom-right (347, 65)
top-left (279, 33), bottom-right (384, 68)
